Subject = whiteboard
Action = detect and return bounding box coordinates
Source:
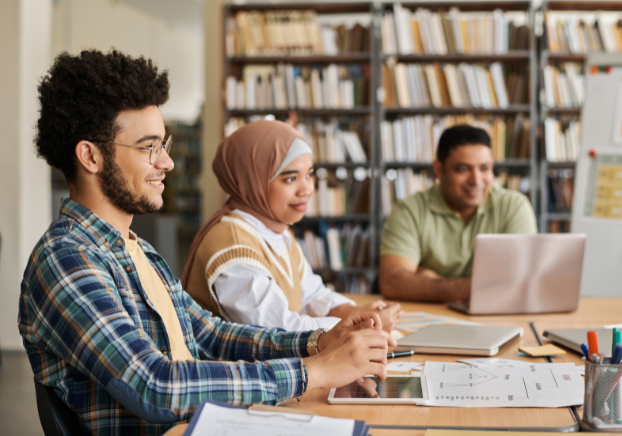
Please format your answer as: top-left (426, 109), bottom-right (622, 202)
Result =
top-left (572, 53), bottom-right (622, 296)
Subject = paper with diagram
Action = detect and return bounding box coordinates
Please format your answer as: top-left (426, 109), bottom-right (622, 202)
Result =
top-left (422, 361), bottom-right (583, 408)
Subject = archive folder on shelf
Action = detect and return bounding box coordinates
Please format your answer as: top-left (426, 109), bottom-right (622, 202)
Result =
top-left (183, 400), bottom-right (370, 436)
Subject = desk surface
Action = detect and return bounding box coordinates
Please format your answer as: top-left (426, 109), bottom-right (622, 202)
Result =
top-left (164, 295), bottom-right (622, 435)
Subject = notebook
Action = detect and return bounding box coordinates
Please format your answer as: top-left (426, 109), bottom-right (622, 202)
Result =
top-left (543, 328), bottom-right (613, 358)
top-left (396, 324), bottom-right (523, 356)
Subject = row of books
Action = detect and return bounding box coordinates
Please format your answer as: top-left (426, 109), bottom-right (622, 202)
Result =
top-left (383, 62), bottom-right (526, 109)
top-left (340, 275), bottom-right (373, 295)
top-left (496, 171), bottom-right (530, 194)
top-left (542, 64), bottom-right (584, 108)
top-left (226, 64), bottom-right (369, 110)
top-left (544, 117), bottom-right (581, 163)
top-left (224, 117), bottom-right (369, 164)
top-left (380, 115), bottom-right (530, 163)
top-left (305, 178), bottom-right (370, 217)
top-left (546, 169), bottom-right (574, 213)
top-left (545, 15), bottom-right (622, 53)
top-left (380, 171), bottom-right (530, 214)
top-left (383, 5), bottom-right (529, 55)
top-left (227, 10), bottom-right (370, 57)
top-left (296, 224), bottom-right (372, 271)
top-left (296, 119), bottom-right (369, 163)
top-left (381, 169), bottom-right (434, 215)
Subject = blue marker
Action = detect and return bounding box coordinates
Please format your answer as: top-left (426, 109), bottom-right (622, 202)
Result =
top-left (581, 343), bottom-right (590, 360)
top-left (611, 343), bottom-right (622, 365)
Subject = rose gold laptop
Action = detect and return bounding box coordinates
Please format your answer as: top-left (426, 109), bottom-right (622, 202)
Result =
top-left (448, 234), bottom-right (586, 315)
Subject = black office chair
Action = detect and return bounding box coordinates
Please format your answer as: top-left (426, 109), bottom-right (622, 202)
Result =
top-left (34, 380), bottom-right (89, 436)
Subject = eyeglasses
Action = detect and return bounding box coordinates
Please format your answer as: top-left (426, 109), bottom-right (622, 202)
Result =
top-left (91, 136), bottom-right (173, 165)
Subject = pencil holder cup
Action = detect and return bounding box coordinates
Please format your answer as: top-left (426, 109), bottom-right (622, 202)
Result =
top-left (583, 359), bottom-right (622, 431)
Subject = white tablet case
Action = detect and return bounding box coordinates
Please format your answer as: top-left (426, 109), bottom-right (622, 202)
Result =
top-left (396, 324), bottom-right (523, 356)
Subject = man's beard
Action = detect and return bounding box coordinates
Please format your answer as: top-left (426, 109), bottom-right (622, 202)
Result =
top-left (98, 152), bottom-right (162, 215)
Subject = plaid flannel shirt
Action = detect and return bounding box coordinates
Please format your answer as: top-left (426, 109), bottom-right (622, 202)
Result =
top-left (18, 198), bottom-right (312, 435)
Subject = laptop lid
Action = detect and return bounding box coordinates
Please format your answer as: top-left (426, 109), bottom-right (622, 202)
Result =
top-left (397, 324), bottom-right (523, 356)
top-left (467, 234), bottom-right (586, 315)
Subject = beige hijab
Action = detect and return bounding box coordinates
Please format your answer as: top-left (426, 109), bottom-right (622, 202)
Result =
top-left (180, 120), bottom-right (305, 288)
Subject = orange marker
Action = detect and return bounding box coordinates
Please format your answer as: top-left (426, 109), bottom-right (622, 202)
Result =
top-left (587, 330), bottom-right (599, 361)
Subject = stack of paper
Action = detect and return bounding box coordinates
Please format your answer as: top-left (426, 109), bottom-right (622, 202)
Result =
top-left (184, 400), bottom-right (370, 436)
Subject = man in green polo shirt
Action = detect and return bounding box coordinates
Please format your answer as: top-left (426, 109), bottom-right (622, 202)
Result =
top-left (378, 124), bottom-right (537, 302)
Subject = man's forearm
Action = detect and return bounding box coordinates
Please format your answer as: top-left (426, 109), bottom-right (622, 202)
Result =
top-left (381, 272), bottom-right (470, 303)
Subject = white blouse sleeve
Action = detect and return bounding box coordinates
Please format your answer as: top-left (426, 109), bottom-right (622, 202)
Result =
top-left (299, 258), bottom-right (356, 317)
top-left (212, 264), bottom-right (341, 331)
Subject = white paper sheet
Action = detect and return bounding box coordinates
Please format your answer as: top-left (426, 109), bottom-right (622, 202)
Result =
top-left (386, 361), bottom-right (423, 372)
top-left (457, 358), bottom-right (532, 368)
top-left (422, 361), bottom-right (584, 408)
top-left (189, 402), bottom-right (355, 436)
top-left (396, 312), bottom-right (479, 332)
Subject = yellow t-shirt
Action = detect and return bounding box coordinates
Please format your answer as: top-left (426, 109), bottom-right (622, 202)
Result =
top-left (124, 235), bottom-right (194, 361)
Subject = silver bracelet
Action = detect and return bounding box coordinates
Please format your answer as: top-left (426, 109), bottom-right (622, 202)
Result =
top-left (297, 358), bottom-right (306, 403)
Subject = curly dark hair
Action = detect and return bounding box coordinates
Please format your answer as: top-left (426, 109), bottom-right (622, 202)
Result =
top-left (35, 49), bottom-right (170, 183)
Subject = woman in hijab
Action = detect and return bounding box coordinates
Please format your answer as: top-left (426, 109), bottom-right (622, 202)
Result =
top-left (181, 120), bottom-right (401, 332)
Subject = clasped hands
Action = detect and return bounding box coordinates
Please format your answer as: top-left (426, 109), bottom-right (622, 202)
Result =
top-left (303, 310), bottom-right (398, 392)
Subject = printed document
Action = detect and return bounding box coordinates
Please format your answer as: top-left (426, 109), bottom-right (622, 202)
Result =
top-left (187, 401), bottom-right (355, 436)
top-left (422, 361), bottom-right (583, 408)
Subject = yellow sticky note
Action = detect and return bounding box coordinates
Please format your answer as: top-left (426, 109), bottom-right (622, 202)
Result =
top-left (518, 344), bottom-right (566, 356)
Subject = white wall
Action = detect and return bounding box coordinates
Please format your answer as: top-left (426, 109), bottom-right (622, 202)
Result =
top-left (52, 0), bottom-right (204, 123)
top-left (0, 0), bottom-right (53, 351)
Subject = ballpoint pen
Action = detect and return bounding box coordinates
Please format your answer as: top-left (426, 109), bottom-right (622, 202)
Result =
top-left (581, 343), bottom-right (590, 360)
top-left (387, 350), bottom-right (415, 359)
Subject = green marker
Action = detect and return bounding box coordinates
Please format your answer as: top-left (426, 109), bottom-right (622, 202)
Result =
top-left (613, 328), bottom-right (622, 356)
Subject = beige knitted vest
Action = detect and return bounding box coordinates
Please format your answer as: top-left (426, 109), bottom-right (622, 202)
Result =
top-left (184, 212), bottom-right (305, 319)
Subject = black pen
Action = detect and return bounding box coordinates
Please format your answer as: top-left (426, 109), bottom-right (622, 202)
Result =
top-left (387, 350), bottom-right (415, 359)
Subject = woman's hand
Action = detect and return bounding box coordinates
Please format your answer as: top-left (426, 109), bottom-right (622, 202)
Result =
top-left (354, 300), bottom-right (403, 333)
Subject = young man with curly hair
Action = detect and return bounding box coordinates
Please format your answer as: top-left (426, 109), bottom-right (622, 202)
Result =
top-left (19, 49), bottom-right (395, 435)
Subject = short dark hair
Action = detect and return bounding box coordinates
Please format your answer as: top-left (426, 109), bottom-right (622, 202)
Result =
top-left (35, 49), bottom-right (170, 183)
top-left (436, 124), bottom-right (491, 163)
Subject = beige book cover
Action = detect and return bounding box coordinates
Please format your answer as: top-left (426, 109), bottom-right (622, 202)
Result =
top-left (546, 20), bottom-right (559, 51)
top-left (395, 63), bottom-right (411, 108)
top-left (424, 64), bottom-right (442, 107)
top-left (443, 64), bottom-right (461, 107)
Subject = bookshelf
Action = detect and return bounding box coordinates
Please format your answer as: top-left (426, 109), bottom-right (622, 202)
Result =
top-left (538, 0), bottom-right (622, 232)
top-left (162, 121), bottom-right (203, 270)
top-left (377, 0), bottom-right (537, 225)
top-left (220, 2), bottom-right (538, 292)
top-left (222, 2), bottom-right (377, 293)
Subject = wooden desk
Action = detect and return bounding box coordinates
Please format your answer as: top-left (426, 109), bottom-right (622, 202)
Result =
top-left (164, 424), bottom-right (426, 436)
top-left (167, 295), bottom-right (622, 435)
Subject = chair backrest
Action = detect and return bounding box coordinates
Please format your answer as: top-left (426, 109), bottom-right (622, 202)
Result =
top-left (34, 380), bottom-right (89, 436)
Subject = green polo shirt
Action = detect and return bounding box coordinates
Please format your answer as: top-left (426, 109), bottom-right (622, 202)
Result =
top-left (380, 183), bottom-right (537, 277)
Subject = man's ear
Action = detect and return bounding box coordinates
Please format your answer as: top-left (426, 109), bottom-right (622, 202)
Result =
top-left (75, 141), bottom-right (104, 175)
top-left (432, 159), bottom-right (443, 181)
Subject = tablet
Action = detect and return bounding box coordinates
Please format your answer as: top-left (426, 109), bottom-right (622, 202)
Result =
top-left (327, 375), bottom-right (428, 405)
